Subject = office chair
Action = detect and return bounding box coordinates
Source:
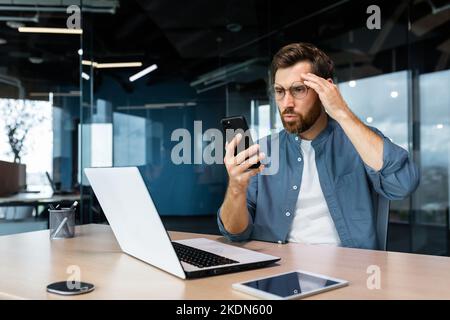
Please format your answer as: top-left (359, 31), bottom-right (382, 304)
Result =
top-left (373, 191), bottom-right (390, 251)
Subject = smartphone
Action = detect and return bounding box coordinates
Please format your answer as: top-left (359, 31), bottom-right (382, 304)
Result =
top-left (220, 115), bottom-right (261, 169)
top-left (232, 270), bottom-right (348, 300)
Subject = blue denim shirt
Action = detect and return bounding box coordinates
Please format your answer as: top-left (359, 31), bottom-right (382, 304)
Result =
top-left (217, 116), bottom-right (420, 249)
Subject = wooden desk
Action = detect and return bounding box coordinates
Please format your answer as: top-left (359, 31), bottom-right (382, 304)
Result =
top-left (0, 224), bottom-right (449, 300)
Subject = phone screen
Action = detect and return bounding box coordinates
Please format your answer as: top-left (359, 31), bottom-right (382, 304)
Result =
top-left (241, 272), bottom-right (341, 298)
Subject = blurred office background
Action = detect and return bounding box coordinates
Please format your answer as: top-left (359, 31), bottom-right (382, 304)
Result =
top-left (0, 0), bottom-right (449, 256)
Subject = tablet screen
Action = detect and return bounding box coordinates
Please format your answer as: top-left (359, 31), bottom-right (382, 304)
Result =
top-left (241, 272), bottom-right (340, 298)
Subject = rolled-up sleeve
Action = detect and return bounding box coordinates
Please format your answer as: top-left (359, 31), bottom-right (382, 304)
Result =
top-left (364, 129), bottom-right (420, 200)
top-left (217, 174), bottom-right (258, 242)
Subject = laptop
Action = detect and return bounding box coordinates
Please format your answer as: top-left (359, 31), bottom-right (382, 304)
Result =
top-left (84, 167), bottom-right (280, 279)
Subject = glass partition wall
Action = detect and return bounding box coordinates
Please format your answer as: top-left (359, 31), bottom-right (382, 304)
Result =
top-left (0, 1), bottom-right (82, 235)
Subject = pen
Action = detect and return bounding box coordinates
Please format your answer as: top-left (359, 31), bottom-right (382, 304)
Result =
top-left (70, 201), bottom-right (78, 211)
top-left (49, 204), bottom-right (60, 210)
top-left (52, 217), bottom-right (68, 238)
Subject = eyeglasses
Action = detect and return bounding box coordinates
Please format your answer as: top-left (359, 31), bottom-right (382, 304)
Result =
top-left (273, 81), bottom-right (309, 101)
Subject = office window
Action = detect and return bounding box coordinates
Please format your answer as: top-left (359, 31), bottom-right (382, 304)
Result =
top-left (339, 71), bottom-right (409, 151)
top-left (251, 100), bottom-right (281, 141)
top-left (0, 98), bottom-right (53, 188)
top-left (339, 72), bottom-right (410, 225)
top-left (417, 70), bottom-right (450, 218)
top-left (78, 123), bottom-right (113, 184)
top-left (257, 104), bottom-right (271, 140)
top-left (411, 70), bottom-right (450, 255)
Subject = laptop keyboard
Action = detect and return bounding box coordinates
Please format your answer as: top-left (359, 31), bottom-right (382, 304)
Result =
top-left (172, 242), bottom-right (239, 268)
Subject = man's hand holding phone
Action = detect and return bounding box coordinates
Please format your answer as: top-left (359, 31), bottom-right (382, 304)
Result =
top-left (220, 116), bottom-right (265, 235)
top-left (224, 133), bottom-right (265, 195)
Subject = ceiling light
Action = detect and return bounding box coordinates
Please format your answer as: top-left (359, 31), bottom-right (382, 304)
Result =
top-left (436, 124), bottom-right (444, 129)
top-left (82, 60), bottom-right (142, 69)
top-left (96, 62), bottom-right (142, 69)
top-left (28, 57), bottom-right (43, 64)
top-left (82, 60), bottom-right (97, 67)
top-left (366, 117), bottom-right (373, 123)
top-left (349, 80), bottom-right (356, 87)
top-left (6, 21), bottom-right (25, 29)
top-left (129, 64), bottom-right (158, 82)
top-left (390, 91), bottom-right (399, 98)
top-left (18, 27), bottom-right (82, 34)
top-left (78, 49), bottom-right (83, 56)
top-left (82, 72), bottom-right (90, 80)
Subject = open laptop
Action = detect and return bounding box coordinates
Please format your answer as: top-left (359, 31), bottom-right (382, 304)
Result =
top-left (84, 167), bottom-right (280, 279)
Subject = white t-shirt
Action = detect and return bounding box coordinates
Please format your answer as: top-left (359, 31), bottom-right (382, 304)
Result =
top-left (287, 139), bottom-right (341, 245)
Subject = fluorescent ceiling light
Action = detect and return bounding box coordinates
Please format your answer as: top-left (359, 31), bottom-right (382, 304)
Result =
top-left (96, 62), bottom-right (142, 69)
top-left (6, 21), bottom-right (25, 29)
top-left (18, 27), bottom-right (83, 34)
top-left (129, 64), bottom-right (158, 82)
top-left (82, 72), bottom-right (90, 80)
top-left (29, 57), bottom-right (43, 64)
top-left (83, 60), bottom-right (142, 69)
top-left (82, 60), bottom-right (97, 67)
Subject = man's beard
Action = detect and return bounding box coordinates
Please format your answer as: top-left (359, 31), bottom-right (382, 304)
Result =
top-left (280, 102), bottom-right (322, 135)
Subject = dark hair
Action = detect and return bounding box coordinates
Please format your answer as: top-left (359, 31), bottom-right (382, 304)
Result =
top-left (270, 42), bottom-right (334, 85)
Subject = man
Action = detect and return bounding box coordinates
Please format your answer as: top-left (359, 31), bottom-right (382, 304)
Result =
top-left (217, 42), bottom-right (419, 249)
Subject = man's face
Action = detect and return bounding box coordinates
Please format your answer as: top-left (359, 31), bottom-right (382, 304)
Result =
top-left (274, 61), bottom-right (322, 134)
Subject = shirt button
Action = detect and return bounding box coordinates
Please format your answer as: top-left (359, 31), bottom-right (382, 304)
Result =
top-left (292, 185), bottom-right (298, 190)
top-left (295, 137), bottom-right (299, 141)
top-left (297, 157), bottom-right (302, 162)
top-left (285, 211), bottom-right (291, 217)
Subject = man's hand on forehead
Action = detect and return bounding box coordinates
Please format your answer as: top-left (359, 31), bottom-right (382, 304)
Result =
top-left (301, 72), bottom-right (349, 121)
